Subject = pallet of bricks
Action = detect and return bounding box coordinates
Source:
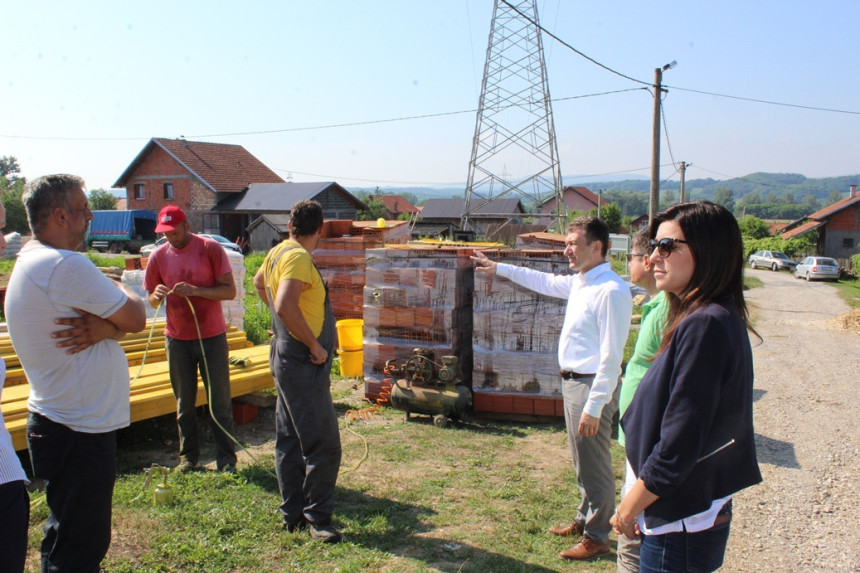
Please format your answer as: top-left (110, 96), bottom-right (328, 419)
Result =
top-left (362, 246), bottom-right (474, 402)
top-left (314, 220), bottom-right (411, 321)
top-left (472, 249), bottom-right (568, 418)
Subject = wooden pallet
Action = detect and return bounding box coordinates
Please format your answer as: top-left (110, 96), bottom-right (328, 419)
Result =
top-left (1, 343), bottom-right (274, 451)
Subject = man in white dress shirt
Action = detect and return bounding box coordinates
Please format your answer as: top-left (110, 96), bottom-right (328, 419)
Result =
top-left (472, 216), bottom-right (632, 561)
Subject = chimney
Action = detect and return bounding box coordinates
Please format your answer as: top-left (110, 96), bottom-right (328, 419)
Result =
top-left (850, 184), bottom-right (857, 199)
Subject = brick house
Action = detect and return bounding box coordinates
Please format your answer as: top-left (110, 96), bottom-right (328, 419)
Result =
top-left (534, 186), bottom-right (600, 226)
top-left (113, 138), bottom-right (284, 239)
top-left (781, 185), bottom-right (860, 260)
top-left (374, 194), bottom-right (419, 220)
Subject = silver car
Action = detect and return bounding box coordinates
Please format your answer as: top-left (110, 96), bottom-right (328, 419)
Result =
top-left (748, 250), bottom-right (798, 272)
top-left (794, 256), bottom-right (841, 282)
top-left (140, 234), bottom-right (242, 255)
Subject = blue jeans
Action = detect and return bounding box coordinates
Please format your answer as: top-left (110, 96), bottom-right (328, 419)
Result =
top-left (27, 412), bottom-right (116, 573)
top-left (639, 508), bottom-right (731, 573)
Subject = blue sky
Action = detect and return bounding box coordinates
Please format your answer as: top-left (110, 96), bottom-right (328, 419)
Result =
top-left (2, 1), bottom-right (859, 192)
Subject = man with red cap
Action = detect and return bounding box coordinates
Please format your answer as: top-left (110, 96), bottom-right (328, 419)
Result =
top-left (144, 205), bottom-right (238, 473)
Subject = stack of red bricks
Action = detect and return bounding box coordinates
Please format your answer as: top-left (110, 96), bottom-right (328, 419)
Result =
top-left (313, 220), bottom-right (410, 321)
top-left (472, 250), bottom-right (568, 417)
top-left (362, 246), bottom-right (474, 402)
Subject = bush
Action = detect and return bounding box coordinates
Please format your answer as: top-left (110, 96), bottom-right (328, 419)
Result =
top-left (743, 236), bottom-right (816, 260)
top-left (243, 253), bottom-right (272, 345)
top-left (851, 253), bottom-right (860, 273)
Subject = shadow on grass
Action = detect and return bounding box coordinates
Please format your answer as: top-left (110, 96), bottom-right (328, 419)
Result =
top-left (335, 488), bottom-right (559, 572)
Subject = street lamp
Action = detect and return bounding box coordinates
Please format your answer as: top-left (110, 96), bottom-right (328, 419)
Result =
top-left (649, 60), bottom-right (677, 226)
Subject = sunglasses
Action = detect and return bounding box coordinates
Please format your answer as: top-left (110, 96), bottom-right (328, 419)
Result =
top-left (625, 253), bottom-right (647, 263)
top-left (649, 237), bottom-right (689, 258)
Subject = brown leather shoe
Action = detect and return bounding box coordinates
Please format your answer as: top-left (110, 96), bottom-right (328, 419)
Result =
top-left (559, 537), bottom-right (611, 560)
top-left (548, 521), bottom-right (584, 537)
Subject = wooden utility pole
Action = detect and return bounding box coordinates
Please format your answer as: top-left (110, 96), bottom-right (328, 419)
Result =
top-left (649, 61), bottom-right (675, 225)
top-left (648, 67), bottom-right (663, 226)
top-left (679, 161), bottom-right (688, 203)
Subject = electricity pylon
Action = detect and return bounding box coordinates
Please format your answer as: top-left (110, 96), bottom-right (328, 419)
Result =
top-left (462, 0), bottom-right (564, 234)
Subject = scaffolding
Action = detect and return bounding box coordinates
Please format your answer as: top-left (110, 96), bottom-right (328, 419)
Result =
top-left (462, 0), bottom-right (565, 235)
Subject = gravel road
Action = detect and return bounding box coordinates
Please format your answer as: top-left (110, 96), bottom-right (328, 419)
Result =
top-left (723, 269), bottom-right (860, 572)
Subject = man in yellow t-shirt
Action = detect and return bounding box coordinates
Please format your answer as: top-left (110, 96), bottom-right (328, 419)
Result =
top-left (253, 199), bottom-right (342, 543)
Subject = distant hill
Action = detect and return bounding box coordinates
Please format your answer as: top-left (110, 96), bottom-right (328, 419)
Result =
top-left (348, 173), bottom-right (860, 219)
top-left (583, 173), bottom-right (859, 202)
top-left (352, 173), bottom-right (859, 204)
top-left (350, 186), bottom-right (465, 201)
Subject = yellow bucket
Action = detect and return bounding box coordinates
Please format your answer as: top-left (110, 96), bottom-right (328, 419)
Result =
top-left (338, 349), bottom-right (363, 378)
top-left (336, 319), bottom-right (364, 351)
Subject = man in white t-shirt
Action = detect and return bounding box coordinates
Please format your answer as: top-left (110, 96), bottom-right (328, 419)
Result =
top-left (5, 174), bottom-right (146, 572)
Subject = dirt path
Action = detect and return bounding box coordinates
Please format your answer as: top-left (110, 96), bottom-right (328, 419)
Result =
top-left (724, 270), bottom-right (860, 572)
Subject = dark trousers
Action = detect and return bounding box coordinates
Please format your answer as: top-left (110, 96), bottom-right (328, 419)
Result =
top-left (272, 336), bottom-right (341, 526)
top-left (639, 505), bottom-right (732, 573)
top-left (27, 412), bottom-right (116, 573)
top-left (166, 334), bottom-right (236, 469)
top-left (0, 479), bottom-right (29, 573)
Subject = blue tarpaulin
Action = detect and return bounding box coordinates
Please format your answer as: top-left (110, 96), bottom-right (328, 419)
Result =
top-left (88, 210), bottom-right (157, 239)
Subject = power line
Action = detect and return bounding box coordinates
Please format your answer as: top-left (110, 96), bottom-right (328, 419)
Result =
top-left (0, 88), bottom-right (644, 142)
top-left (665, 85), bottom-right (860, 116)
top-left (499, 0), bottom-right (650, 86)
top-left (501, 0), bottom-right (860, 117)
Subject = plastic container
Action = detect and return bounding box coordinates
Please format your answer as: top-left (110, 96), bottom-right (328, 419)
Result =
top-left (335, 319), bottom-right (364, 351)
top-left (338, 349), bottom-right (363, 378)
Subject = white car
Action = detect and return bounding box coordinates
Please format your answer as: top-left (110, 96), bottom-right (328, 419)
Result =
top-left (794, 256), bottom-right (840, 282)
top-left (140, 234), bottom-right (242, 255)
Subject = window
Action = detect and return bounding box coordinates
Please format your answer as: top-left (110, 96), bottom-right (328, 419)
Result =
top-left (163, 182), bottom-right (174, 200)
top-left (843, 238), bottom-right (854, 249)
top-left (133, 183), bottom-right (145, 200)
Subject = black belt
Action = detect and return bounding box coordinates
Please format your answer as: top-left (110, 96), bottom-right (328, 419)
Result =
top-left (560, 370), bottom-right (595, 380)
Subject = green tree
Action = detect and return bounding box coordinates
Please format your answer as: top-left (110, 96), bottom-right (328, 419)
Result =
top-left (0, 156), bottom-right (22, 180)
top-left (1, 181), bottom-right (29, 234)
top-left (597, 202), bottom-right (623, 233)
top-left (738, 216), bottom-right (770, 239)
top-left (88, 188), bottom-right (117, 210)
top-left (713, 187), bottom-right (735, 212)
top-left (800, 194), bottom-right (820, 214)
top-left (357, 197), bottom-right (389, 221)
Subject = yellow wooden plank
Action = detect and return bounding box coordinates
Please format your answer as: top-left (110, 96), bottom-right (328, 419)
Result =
top-left (3, 342), bottom-right (273, 451)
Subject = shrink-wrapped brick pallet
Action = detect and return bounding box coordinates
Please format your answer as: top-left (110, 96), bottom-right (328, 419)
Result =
top-left (363, 246), bottom-right (474, 402)
top-left (472, 250), bottom-right (569, 417)
top-left (313, 220), bottom-right (411, 321)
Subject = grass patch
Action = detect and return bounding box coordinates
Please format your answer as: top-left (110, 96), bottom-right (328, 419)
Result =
top-left (744, 275), bottom-right (764, 290)
top-left (23, 378), bottom-right (623, 572)
top-left (832, 277), bottom-right (860, 308)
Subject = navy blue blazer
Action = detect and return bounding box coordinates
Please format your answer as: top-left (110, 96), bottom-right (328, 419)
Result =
top-left (621, 299), bottom-right (762, 528)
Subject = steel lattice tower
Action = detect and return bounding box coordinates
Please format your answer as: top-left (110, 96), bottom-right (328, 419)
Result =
top-left (462, 0), bottom-right (564, 234)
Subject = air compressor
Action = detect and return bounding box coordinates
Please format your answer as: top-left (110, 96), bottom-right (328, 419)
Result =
top-left (384, 348), bottom-right (472, 427)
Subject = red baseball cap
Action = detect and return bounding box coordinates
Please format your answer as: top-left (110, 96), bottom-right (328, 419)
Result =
top-left (155, 205), bottom-right (187, 232)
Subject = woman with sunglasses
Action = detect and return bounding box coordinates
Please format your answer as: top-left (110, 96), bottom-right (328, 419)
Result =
top-left (611, 201), bottom-right (762, 572)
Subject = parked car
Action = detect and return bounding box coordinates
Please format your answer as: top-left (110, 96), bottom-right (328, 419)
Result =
top-left (794, 256), bottom-right (841, 282)
top-left (748, 250), bottom-right (798, 272)
top-left (140, 234), bottom-right (242, 255)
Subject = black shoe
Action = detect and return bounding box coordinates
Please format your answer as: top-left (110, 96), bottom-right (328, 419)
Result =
top-left (308, 522), bottom-right (341, 543)
top-left (283, 518), bottom-right (307, 533)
